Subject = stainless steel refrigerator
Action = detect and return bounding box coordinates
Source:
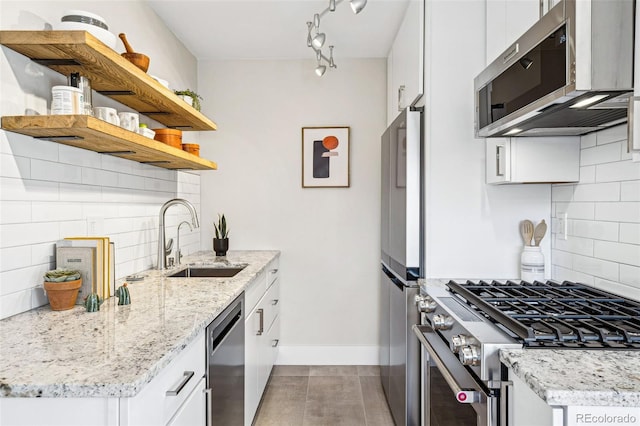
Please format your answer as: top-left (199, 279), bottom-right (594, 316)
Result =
top-left (380, 107), bottom-right (423, 426)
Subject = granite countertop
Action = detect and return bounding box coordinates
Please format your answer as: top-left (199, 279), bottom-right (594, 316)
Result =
top-left (0, 250), bottom-right (280, 398)
top-left (501, 349), bottom-right (640, 407)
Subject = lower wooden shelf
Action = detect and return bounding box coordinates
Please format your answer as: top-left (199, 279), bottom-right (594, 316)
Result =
top-left (1, 115), bottom-right (217, 170)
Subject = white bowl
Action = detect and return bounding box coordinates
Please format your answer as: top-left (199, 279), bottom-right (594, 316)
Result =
top-left (56, 21), bottom-right (117, 49)
top-left (61, 10), bottom-right (109, 28)
top-left (138, 127), bottom-right (156, 139)
top-left (150, 75), bottom-right (170, 89)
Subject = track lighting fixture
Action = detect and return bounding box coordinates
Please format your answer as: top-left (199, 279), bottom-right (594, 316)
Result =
top-left (306, 0), bottom-right (367, 77)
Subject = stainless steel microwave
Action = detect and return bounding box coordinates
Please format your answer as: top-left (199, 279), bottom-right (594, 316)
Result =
top-left (474, 0), bottom-right (634, 138)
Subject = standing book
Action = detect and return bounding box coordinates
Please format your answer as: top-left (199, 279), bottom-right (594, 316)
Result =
top-left (55, 246), bottom-right (96, 304)
top-left (59, 237), bottom-right (111, 299)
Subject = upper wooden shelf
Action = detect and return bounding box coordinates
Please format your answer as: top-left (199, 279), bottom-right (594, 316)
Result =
top-left (1, 115), bottom-right (217, 170)
top-left (0, 30), bottom-right (217, 131)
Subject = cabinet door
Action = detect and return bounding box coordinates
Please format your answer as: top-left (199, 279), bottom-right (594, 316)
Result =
top-left (166, 377), bottom-right (206, 426)
top-left (388, 0), bottom-right (424, 120)
top-left (486, 0), bottom-right (539, 64)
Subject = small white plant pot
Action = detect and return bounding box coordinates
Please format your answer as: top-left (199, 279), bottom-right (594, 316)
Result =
top-left (178, 95), bottom-right (194, 107)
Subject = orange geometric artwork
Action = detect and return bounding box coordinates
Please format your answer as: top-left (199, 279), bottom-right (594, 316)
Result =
top-left (322, 135), bottom-right (339, 150)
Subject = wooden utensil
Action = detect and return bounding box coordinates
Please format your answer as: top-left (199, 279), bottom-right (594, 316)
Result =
top-left (534, 219), bottom-right (547, 246)
top-left (119, 33), bottom-right (150, 72)
top-left (520, 220), bottom-right (534, 246)
top-left (119, 33), bottom-right (135, 53)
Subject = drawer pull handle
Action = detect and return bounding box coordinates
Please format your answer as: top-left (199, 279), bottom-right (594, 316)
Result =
top-left (271, 299), bottom-right (279, 306)
top-left (257, 308), bottom-right (264, 335)
top-left (166, 371), bottom-right (194, 396)
top-left (272, 339), bottom-right (279, 347)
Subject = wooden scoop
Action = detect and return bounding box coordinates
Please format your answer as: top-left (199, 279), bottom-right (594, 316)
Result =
top-left (119, 33), bottom-right (135, 54)
top-left (534, 219), bottom-right (547, 246)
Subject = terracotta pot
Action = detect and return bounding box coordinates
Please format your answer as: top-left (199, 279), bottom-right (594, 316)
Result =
top-left (44, 279), bottom-right (82, 311)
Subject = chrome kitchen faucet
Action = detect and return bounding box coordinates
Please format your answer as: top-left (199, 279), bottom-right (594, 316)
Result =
top-left (157, 199), bottom-right (199, 270)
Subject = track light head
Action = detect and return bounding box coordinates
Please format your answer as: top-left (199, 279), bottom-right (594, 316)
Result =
top-left (312, 33), bottom-right (326, 49)
top-left (350, 0), bottom-right (367, 14)
top-left (315, 65), bottom-right (327, 77)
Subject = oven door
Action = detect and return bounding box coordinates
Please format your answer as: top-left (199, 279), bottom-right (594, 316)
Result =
top-left (413, 324), bottom-right (498, 426)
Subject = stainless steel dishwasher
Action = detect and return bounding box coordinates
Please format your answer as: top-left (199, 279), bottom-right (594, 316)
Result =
top-left (206, 293), bottom-right (244, 425)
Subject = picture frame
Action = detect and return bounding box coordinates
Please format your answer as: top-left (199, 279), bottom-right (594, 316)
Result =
top-left (301, 126), bottom-right (350, 188)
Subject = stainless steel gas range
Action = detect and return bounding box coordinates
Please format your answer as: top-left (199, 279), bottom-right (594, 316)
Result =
top-left (413, 280), bottom-right (640, 426)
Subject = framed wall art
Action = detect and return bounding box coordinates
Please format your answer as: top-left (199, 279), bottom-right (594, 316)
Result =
top-left (301, 126), bottom-right (350, 188)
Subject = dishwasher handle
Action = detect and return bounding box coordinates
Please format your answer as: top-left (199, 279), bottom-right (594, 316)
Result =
top-left (209, 301), bottom-right (243, 354)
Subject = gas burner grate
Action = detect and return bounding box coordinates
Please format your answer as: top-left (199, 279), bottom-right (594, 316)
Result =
top-left (447, 280), bottom-right (640, 349)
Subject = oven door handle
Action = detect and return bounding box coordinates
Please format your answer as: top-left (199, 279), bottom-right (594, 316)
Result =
top-left (412, 324), bottom-right (485, 404)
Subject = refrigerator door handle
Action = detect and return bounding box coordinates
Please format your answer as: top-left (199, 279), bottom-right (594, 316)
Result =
top-left (382, 265), bottom-right (405, 291)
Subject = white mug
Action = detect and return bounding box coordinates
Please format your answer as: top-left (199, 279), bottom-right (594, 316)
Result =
top-left (93, 107), bottom-right (119, 126)
top-left (118, 112), bottom-right (139, 132)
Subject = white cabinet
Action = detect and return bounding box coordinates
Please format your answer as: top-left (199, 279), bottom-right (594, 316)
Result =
top-left (485, 0), bottom-right (539, 65)
top-left (485, 137), bottom-right (580, 184)
top-left (387, 0), bottom-right (424, 124)
top-left (0, 333), bottom-right (206, 426)
top-left (166, 377), bottom-right (207, 426)
top-left (120, 332), bottom-right (206, 426)
top-left (627, 0), bottom-right (640, 162)
top-left (244, 258), bottom-right (281, 426)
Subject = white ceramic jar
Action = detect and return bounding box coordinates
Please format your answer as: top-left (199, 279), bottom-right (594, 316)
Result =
top-left (520, 246), bottom-right (544, 282)
top-left (51, 85), bottom-right (83, 115)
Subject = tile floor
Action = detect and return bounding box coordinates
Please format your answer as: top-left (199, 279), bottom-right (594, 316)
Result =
top-left (253, 365), bottom-right (395, 426)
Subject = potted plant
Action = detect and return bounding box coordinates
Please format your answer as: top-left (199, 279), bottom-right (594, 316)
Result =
top-left (174, 89), bottom-right (203, 111)
top-left (213, 213), bottom-right (229, 256)
top-left (43, 268), bottom-right (82, 311)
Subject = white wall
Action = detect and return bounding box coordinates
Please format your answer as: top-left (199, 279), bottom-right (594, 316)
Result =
top-left (551, 124), bottom-right (640, 301)
top-left (198, 59), bottom-right (386, 364)
top-left (0, 1), bottom-right (203, 319)
top-left (423, 0), bottom-right (552, 280)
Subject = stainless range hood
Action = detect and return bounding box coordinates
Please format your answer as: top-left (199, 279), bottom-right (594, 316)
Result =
top-left (474, 0), bottom-right (634, 138)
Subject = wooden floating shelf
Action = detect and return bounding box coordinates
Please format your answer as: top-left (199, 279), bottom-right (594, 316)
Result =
top-left (0, 30), bottom-right (217, 131)
top-left (1, 115), bottom-right (217, 170)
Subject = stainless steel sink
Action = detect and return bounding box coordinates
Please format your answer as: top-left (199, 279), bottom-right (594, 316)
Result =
top-left (168, 266), bottom-right (245, 278)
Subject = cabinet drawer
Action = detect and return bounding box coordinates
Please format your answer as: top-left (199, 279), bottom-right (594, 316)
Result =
top-left (122, 332), bottom-right (205, 426)
top-left (245, 270), bottom-right (266, 317)
top-left (267, 258), bottom-right (279, 287)
top-left (264, 278), bottom-right (280, 332)
top-left (165, 376), bottom-right (206, 426)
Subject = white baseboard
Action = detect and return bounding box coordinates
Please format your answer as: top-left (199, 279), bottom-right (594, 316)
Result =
top-left (276, 345), bottom-right (379, 365)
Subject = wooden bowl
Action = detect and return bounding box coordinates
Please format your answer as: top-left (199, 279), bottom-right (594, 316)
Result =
top-left (182, 143), bottom-right (200, 157)
top-left (121, 52), bottom-right (149, 72)
top-left (153, 128), bottom-right (182, 149)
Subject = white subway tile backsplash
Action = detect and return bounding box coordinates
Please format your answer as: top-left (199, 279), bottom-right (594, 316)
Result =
top-left (551, 185), bottom-right (575, 202)
top-left (571, 182), bottom-right (620, 202)
top-left (579, 165), bottom-right (596, 184)
top-left (571, 219), bottom-right (619, 242)
top-left (31, 242), bottom-right (56, 267)
top-left (31, 201), bottom-right (84, 222)
top-left (0, 289), bottom-right (32, 320)
top-left (620, 264), bottom-right (640, 288)
top-left (59, 220), bottom-right (88, 238)
top-left (595, 160), bottom-right (640, 183)
top-left (0, 222), bottom-right (59, 249)
top-left (555, 202), bottom-right (595, 220)
top-left (620, 223), bottom-right (640, 245)
top-left (0, 265), bottom-right (46, 297)
top-left (82, 168), bottom-right (120, 187)
top-left (1, 153), bottom-right (31, 179)
top-left (58, 145), bottom-right (102, 168)
top-left (621, 181), bottom-right (640, 201)
top-left (595, 202), bottom-right (640, 223)
top-left (593, 278), bottom-right (640, 302)
top-left (595, 124), bottom-right (627, 145)
top-left (580, 132), bottom-right (597, 149)
top-left (551, 249), bottom-right (572, 268)
top-left (60, 183), bottom-right (102, 202)
top-left (580, 142), bottom-right (621, 166)
top-left (1, 177), bottom-right (59, 201)
top-left (31, 159), bottom-right (82, 184)
top-left (83, 203), bottom-right (120, 219)
top-left (103, 217), bottom-right (134, 234)
top-left (0, 201), bottom-right (31, 224)
top-left (145, 176), bottom-right (177, 193)
top-left (117, 173), bottom-right (146, 190)
top-left (0, 245), bottom-right (32, 271)
top-left (554, 234), bottom-right (594, 256)
top-left (101, 154), bottom-right (134, 174)
top-left (2, 133), bottom-right (59, 162)
top-left (593, 240), bottom-right (640, 267)
top-left (572, 254), bottom-right (619, 282)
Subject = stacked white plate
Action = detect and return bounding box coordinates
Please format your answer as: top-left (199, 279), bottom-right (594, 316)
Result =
top-left (56, 10), bottom-right (117, 49)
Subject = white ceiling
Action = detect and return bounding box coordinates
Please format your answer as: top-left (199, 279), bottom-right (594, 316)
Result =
top-left (146, 0), bottom-right (409, 61)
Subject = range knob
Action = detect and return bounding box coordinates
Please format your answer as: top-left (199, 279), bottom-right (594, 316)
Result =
top-left (450, 334), bottom-right (469, 353)
top-left (415, 295), bottom-right (436, 313)
top-left (459, 345), bottom-right (481, 366)
top-left (432, 314), bottom-right (454, 330)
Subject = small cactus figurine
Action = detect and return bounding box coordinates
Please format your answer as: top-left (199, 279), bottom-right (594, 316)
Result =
top-left (116, 283), bottom-right (131, 305)
top-left (84, 293), bottom-right (101, 312)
